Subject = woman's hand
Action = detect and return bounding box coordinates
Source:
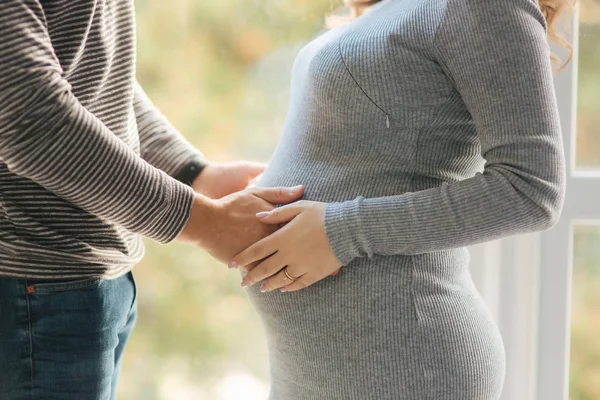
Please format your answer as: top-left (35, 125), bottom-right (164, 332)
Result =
top-left (229, 201), bottom-right (342, 292)
top-left (177, 186), bottom-right (304, 263)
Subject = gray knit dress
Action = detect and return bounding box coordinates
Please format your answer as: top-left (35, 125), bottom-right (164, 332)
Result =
top-left (247, 0), bottom-right (566, 399)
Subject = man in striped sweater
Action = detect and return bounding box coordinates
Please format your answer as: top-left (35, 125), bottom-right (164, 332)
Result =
top-left (0, 1), bottom-right (302, 399)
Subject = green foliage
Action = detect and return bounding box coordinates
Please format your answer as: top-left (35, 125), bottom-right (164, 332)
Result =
top-left (576, 1), bottom-right (600, 168)
top-left (120, 1), bottom-right (336, 399)
top-left (571, 227), bottom-right (600, 400)
top-left (571, 4), bottom-right (600, 397)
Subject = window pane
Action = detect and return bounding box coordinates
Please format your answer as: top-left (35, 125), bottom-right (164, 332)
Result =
top-left (120, 1), bottom-right (334, 399)
top-left (575, 0), bottom-right (600, 169)
top-left (570, 225), bottom-right (600, 399)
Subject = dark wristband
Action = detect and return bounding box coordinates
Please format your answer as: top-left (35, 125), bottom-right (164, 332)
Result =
top-left (174, 160), bottom-right (207, 187)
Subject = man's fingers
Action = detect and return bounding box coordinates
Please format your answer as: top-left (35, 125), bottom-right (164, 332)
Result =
top-left (243, 162), bottom-right (266, 179)
top-left (250, 185), bottom-right (304, 204)
top-left (256, 204), bottom-right (304, 225)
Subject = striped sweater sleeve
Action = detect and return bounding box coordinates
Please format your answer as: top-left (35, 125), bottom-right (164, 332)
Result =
top-left (324, 0), bottom-right (566, 264)
top-left (0, 0), bottom-right (195, 244)
top-left (133, 82), bottom-right (207, 177)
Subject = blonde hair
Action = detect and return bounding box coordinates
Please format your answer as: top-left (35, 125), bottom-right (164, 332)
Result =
top-left (539, 0), bottom-right (574, 67)
top-left (338, 0), bottom-right (574, 68)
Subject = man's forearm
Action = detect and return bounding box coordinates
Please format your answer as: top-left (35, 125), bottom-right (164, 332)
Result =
top-left (133, 82), bottom-right (208, 179)
top-left (1, 84), bottom-right (195, 243)
top-left (0, 2), bottom-right (194, 243)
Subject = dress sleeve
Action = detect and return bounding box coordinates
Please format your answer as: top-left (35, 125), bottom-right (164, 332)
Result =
top-left (324, 0), bottom-right (566, 265)
top-left (0, 0), bottom-right (194, 244)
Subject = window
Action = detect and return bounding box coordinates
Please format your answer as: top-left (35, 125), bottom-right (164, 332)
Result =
top-left (571, 225), bottom-right (600, 399)
top-left (574, 0), bottom-right (600, 170)
top-left (570, 1), bottom-right (600, 399)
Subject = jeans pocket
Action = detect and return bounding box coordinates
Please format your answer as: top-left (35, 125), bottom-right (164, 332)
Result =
top-left (26, 277), bottom-right (103, 294)
top-left (129, 272), bottom-right (137, 304)
top-left (124, 272), bottom-right (137, 326)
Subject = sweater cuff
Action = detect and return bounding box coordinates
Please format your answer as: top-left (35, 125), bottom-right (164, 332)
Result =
top-left (162, 152), bottom-right (207, 179)
top-left (143, 175), bottom-right (196, 244)
top-left (174, 158), bottom-right (208, 187)
top-left (324, 197), bottom-right (370, 266)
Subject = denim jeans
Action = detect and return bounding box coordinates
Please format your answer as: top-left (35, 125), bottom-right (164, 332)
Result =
top-left (0, 272), bottom-right (137, 400)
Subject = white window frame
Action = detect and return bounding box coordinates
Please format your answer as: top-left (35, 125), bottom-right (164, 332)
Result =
top-left (469, 5), bottom-right (588, 400)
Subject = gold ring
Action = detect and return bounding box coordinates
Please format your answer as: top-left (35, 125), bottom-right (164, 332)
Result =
top-left (283, 268), bottom-right (298, 281)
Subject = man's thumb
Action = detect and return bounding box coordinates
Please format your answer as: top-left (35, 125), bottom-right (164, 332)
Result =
top-left (243, 162), bottom-right (267, 179)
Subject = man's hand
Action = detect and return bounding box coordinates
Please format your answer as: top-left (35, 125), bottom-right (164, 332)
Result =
top-left (177, 185), bottom-right (304, 263)
top-left (192, 161), bottom-right (265, 199)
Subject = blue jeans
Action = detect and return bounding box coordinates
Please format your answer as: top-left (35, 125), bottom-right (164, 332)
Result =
top-left (0, 272), bottom-right (137, 400)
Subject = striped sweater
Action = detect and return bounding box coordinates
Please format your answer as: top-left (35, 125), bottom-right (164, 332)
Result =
top-left (0, 0), bottom-right (204, 279)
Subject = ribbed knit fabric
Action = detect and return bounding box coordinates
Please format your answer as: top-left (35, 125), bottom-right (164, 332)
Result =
top-left (0, 1), bottom-right (205, 279)
top-left (248, 0), bottom-right (566, 399)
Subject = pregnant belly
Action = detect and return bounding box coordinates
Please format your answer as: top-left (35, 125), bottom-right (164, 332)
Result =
top-left (246, 251), bottom-right (504, 399)
top-left (258, 155), bottom-right (411, 203)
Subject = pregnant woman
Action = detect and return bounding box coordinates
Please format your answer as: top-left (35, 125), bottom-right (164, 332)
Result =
top-left (231, 0), bottom-right (569, 398)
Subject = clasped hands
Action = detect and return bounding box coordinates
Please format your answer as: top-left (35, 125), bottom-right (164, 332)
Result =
top-left (177, 161), bottom-right (342, 293)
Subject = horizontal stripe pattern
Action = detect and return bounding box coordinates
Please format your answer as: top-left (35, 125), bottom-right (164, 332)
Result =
top-left (0, 0), bottom-right (204, 279)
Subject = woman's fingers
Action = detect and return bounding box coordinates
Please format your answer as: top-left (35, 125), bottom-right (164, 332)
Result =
top-left (262, 267), bottom-right (341, 293)
top-left (234, 260), bottom-right (261, 271)
top-left (256, 203), bottom-right (305, 225)
top-left (280, 274), bottom-right (317, 293)
top-left (230, 201), bottom-right (339, 293)
top-left (241, 254), bottom-right (286, 288)
top-left (230, 231), bottom-right (281, 270)
top-left (260, 266), bottom-right (306, 292)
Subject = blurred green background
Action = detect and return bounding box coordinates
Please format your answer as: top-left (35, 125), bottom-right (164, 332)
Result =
top-left (571, 1), bottom-right (600, 400)
top-left (120, 0), bottom-right (600, 399)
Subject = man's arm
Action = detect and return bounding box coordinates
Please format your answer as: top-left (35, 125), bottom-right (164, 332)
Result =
top-left (0, 0), bottom-right (193, 243)
top-left (134, 82), bottom-right (270, 199)
top-left (0, 0), bottom-right (303, 261)
top-left (133, 82), bottom-right (208, 183)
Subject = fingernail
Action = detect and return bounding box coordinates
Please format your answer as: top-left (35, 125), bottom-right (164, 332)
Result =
top-left (228, 261), bottom-right (238, 269)
top-left (260, 283), bottom-right (270, 293)
top-left (288, 185), bottom-right (303, 194)
top-left (241, 279), bottom-right (250, 288)
top-left (280, 288), bottom-right (288, 293)
top-left (256, 212), bottom-right (270, 219)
